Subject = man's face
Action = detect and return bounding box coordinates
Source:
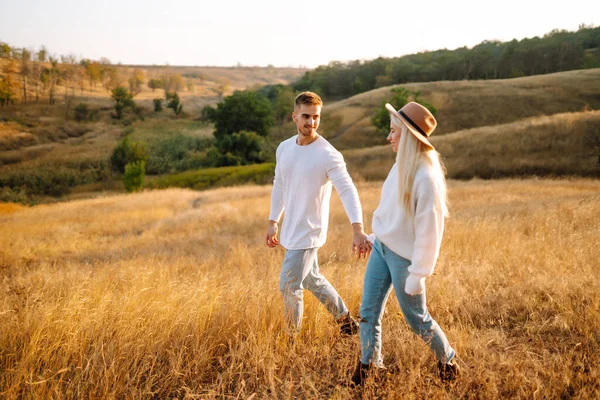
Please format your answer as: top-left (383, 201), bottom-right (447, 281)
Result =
top-left (292, 103), bottom-right (321, 137)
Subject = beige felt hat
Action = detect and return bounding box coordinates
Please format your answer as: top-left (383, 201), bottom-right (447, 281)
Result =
top-left (385, 101), bottom-right (437, 150)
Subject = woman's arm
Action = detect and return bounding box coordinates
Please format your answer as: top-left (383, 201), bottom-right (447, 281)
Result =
top-left (406, 173), bottom-right (445, 295)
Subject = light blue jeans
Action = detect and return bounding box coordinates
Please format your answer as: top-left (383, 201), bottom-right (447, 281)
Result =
top-left (280, 248), bottom-right (348, 333)
top-left (359, 238), bottom-right (455, 366)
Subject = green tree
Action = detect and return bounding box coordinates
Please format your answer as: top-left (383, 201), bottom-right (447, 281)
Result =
top-left (212, 90), bottom-right (273, 140)
top-left (257, 84), bottom-right (295, 124)
top-left (148, 78), bottom-right (162, 92)
top-left (111, 86), bottom-right (135, 119)
top-left (166, 92), bottom-right (183, 115)
top-left (123, 161), bottom-right (146, 192)
top-left (0, 76), bottom-right (15, 106)
top-left (0, 42), bottom-right (11, 58)
top-left (372, 88), bottom-right (437, 133)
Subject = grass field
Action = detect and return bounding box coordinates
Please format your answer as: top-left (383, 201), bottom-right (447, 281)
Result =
top-left (1, 178), bottom-right (599, 398)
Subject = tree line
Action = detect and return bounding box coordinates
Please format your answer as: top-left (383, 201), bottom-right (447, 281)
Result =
top-left (0, 43), bottom-right (192, 108)
top-left (293, 25), bottom-right (600, 101)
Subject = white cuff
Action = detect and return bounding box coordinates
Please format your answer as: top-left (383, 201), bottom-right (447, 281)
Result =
top-left (405, 273), bottom-right (425, 295)
top-left (367, 233), bottom-right (376, 244)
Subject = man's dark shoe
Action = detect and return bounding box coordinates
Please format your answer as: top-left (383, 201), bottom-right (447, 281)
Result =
top-left (438, 359), bottom-right (460, 382)
top-left (350, 360), bottom-right (370, 386)
top-left (338, 313), bottom-right (359, 336)
top-left (350, 360), bottom-right (390, 386)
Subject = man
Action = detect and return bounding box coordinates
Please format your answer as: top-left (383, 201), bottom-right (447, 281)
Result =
top-left (266, 91), bottom-right (372, 336)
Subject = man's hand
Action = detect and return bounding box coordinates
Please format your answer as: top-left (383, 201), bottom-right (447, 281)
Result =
top-left (266, 220), bottom-right (280, 248)
top-left (352, 223), bottom-right (371, 259)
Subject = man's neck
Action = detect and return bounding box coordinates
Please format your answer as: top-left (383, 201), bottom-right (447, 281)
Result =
top-left (297, 132), bottom-right (319, 146)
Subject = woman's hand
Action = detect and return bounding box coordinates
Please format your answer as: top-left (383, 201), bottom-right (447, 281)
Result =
top-left (405, 273), bottom-right (425, 295)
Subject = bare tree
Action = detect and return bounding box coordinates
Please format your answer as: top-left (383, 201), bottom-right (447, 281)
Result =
top-left (128, 68), bottom-right (145, 96)
top-left (20, 48), bottom-right (32, 104)
top-left (45, 57), bottom-right (60, 106)
top-left (102, 66), bottom-right (121, 92)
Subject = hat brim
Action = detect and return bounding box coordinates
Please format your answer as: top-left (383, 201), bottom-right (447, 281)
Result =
top-left (385, 103), bottom-right (435, 150)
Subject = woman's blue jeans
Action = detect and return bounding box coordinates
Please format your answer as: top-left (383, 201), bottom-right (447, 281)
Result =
top-left (359, 238), bottom-right (455, 366)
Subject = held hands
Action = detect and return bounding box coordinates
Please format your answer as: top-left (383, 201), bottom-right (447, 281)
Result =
top-left (352, 223), bottom-right (372, 260)
top-left (265, 221), bottom-right (280, 248)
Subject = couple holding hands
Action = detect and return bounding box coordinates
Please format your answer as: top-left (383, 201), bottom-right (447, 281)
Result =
top-left (265, 92), bottom-right (459, 385)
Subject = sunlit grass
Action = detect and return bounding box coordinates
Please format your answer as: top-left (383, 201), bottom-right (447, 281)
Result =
top-left (1, 179), bottom-right (599, 398)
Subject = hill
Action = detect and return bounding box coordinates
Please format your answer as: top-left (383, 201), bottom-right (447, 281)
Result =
top-left (1, 69), bottom-right (599, 204)
top-left (313, 68), bottom-right (600, 149)
top-left (0, 57), bottom-right (307, 111)
top-left (292, 26), bottom-right (600, 101)
top-left (344, 110), bottom-right (600, 180)
top-left (1, 179), bottom-right (598, 398)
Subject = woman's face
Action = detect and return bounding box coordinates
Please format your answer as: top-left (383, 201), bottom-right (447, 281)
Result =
top-left (387, 121), bottom-right (402, 152)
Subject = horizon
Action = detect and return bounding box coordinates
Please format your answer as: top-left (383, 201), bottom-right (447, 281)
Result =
top-left (0, 0), bottom-right (598, 69)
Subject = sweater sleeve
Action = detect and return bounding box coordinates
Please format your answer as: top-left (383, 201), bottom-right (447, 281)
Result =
top-left (326, 150), bottom-right (363, 225)
top-left (405, 173), bottom-right (445, 295)
top-left (269, 145), bottom-right (285, 222)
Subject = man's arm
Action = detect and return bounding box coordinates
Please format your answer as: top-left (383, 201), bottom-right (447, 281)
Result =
top-left (328, 152), bottom-right (371, 258)
top-left (266, 147), bottom-right (284, 248)
top-left (352, 222), bottom-right (371, 259)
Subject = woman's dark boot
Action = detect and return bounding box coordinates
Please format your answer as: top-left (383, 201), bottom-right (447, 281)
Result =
top-left (438, 359), bottom-right (460, 382)
top-left (350, 360), bottom-right (370, 386)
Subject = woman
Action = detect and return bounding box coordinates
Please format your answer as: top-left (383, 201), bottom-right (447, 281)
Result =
top-left (351, 102), bottom-right (459, 385)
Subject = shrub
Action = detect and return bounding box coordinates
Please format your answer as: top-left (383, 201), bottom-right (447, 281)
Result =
top-left (146, 163), bottom-right (275, 191)
top-left (153, 98), bottom-right (162, 113)
top-left (0, 186), bottom-right (29, 204)
top-left (212, 131), bottom-right (266, 166)
top-left (110, 137), bottom-right (148, 174)
top-left (0, 159), bottom-right (111, 199)
top-left (74, 103), bottom-right (92, 122)
top-left (201, 105), bottom-right (216, 121)
top-left (145, 135), bottom-right (213, 175)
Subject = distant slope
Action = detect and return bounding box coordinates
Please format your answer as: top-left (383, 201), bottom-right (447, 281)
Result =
top-left (343, 110), bottom-right (600, 180)
top-left (318, 69), bottom-right (600, 150)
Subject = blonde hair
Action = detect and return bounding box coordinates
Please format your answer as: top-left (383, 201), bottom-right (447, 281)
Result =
top-left (392, 115), bottom-right (449, 218)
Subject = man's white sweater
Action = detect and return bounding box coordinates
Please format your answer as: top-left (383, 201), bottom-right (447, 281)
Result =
top-left (269, 135), bottom-right (363, 250)
top-left (372, 163), bottom-right (445, 295)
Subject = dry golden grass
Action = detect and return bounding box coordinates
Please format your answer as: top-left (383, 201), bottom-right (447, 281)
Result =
top-left (1, 179), bottom-right (599, 398)
top-left (344, 110), bottom-right (600, 181)
top-left (0, 202), bottom-right (24, 214)
top-left (325, 68), bottom-right (600, 149)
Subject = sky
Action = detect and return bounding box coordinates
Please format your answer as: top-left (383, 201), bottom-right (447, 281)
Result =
top-left (0, 0), bottom-right (598, 68)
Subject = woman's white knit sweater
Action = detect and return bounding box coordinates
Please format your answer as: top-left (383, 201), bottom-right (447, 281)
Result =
top-left (372, 162), bottom-right (445, 295)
